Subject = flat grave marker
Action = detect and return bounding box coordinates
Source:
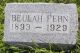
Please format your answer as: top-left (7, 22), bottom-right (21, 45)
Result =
top-left (3, 3), bottom-right (78, 49)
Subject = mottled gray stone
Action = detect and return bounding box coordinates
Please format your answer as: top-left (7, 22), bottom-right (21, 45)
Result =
top-left (3, 3), bottom-right (78, 49)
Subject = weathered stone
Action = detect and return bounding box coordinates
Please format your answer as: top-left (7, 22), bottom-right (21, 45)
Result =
top-left (3, 3), bottom-right (78, 49)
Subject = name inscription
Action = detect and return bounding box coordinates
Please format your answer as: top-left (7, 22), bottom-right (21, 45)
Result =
top-left (10, 13), bottom-right (70, 33)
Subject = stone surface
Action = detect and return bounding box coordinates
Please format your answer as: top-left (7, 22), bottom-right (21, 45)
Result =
top-left (3, 3), bottom-right (78, 49)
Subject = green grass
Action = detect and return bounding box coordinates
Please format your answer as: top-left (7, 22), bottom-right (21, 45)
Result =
top-left (0, 0), bottom-right (80, 53)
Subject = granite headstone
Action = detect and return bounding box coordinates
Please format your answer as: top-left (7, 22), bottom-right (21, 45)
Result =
top-left (3, 3), bottom-right (78, 49)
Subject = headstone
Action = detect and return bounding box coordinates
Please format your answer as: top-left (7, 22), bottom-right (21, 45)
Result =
top-left (3, 3), bottom-right (78, 49)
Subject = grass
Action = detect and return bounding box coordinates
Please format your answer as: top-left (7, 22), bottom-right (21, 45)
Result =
top-left (0, 0), bottom-right (80, 53)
